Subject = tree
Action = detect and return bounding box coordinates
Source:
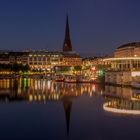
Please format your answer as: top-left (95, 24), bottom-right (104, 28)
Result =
top-left (74, 66), bottom-right (82, 71)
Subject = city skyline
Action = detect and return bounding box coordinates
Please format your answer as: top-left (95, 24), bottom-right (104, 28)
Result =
top-left (0, 0), bottom-right (140, 56)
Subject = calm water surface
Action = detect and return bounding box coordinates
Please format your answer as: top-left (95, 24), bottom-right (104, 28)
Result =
top-left (0, 78), bottom-right (140, 140)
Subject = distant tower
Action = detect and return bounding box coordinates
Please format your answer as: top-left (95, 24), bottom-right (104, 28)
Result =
top-left (63, 15), bottom-right (72, 52)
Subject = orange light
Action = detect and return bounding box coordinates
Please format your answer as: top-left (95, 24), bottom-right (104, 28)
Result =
top-left (91, 66), bottom-right (96, 71)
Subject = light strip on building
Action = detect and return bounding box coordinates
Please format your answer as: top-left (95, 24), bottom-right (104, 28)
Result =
top-left (104, 57), bottom-right (140, 61)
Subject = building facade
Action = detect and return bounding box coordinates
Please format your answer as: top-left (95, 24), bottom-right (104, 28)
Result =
top-left (26, 51), bottom-right (81, 70)
top-left (27, 51), bottom-right (63, 70)
top-left (82, 57), bottom-right (110, 67)
top-left (104, 42), bottom-right (140, 86)
top-left (0, 50), bottom-right (81, 70)
top-left (0, 15), bottom-right (82, 71)
top-left (114, 42), bottom-right (140, 58)
top-left (0, 51), bottom-right (10, 64)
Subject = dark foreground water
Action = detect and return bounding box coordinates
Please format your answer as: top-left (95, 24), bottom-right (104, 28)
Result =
top-left (0, 78), bottom-right (140, 140)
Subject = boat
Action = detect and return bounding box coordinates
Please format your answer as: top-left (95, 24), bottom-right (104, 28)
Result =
top-left (55, 75), bottom-right (64, 82)
top-left (77, 75), bottom-right (90, 83)
top-left (64, 75), bottom-right (77, 83)
top-left (131, 82), bottom-right (140, 88)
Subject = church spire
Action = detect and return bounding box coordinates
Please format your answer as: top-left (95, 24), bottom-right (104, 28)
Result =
top-left (63, 15), bottom-right (72, 52)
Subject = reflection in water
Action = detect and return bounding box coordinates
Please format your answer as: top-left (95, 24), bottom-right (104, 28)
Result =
top-left (103, 85), bottom-right (140, 114)
top-left (63, 99), bottom-right (72, 136)
top-left (0, 78), bottom-right (102, 102)
top-left (0, 78), bottom-right (103, 136)
top-left (104, 99), bottom-right (140, 110)
top-left (2, 79), bottom-right (140, 115)
top-left (1, 79), bottom-right (140, 139)
top-left (104, 85), bottom-right (133, 99)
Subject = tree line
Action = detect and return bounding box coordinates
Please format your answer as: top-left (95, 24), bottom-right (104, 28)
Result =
top-left (0, 63), bottom-right (30, 72)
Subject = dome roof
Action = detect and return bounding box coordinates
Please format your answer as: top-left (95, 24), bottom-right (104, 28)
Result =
top-left (117, 42), bottom-right (140, 49)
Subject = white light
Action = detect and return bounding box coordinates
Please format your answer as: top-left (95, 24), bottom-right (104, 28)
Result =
top-left (104, 57), bottom-right (140, 61)
top-left (103, 102), bottom-right (140, 115)
top-left (47, 80), bottom-right (51, 90)
top-left (131, 71), bottom-right (140, 77)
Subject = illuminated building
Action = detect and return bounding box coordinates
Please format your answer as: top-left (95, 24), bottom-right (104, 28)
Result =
top-left (26, 51), bottom-right (63, 70)
top-left (0, 15), bottom-right (81, 70)
top-left (0, 51), bottom-right (9, 64)
top-left (9, 52), bottom-right (24, 64)
top-left (0, 51), bottom-right (28, 65)
top-left (62, 52), bottom-right (81, 66)
top-left (106, 42), bottom-right (140, 71)
top-left (104, 42), bottom-right (140, 86)
top-left (0, 50), bottom-right (81, 70)
top-left (81, 56), bottom-right (110, 78)
top-left (22, 51), bottom-right (81, 70)
top-left (114, 42), bottom-right (140, 58)
top-left (82, 57), bottom-right (110, 67)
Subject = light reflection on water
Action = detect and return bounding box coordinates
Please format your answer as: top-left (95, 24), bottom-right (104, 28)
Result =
top-left (103, 85), bottom-right (140, 115)
top-left (0, 79), bottom-right (140, 140)
top-left (0, 78), bottom-right (103, 102)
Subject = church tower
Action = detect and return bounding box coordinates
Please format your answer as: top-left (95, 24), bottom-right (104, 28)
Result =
top-left (63, 15), bottom-right (72, 52)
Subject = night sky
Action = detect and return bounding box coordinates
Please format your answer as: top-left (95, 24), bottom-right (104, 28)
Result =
top-left (0, 0), bottom-right (140, 56)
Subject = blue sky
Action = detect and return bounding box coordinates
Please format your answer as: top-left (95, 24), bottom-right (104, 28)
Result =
top-left (0, 0), bottom-right (140, 56)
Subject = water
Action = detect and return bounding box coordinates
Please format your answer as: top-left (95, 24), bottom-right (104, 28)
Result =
top-left (0, 79), bottom-right (140, 140)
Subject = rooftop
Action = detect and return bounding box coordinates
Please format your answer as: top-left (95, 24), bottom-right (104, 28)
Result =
top-left (117, 42), bottom-right (140, 49)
